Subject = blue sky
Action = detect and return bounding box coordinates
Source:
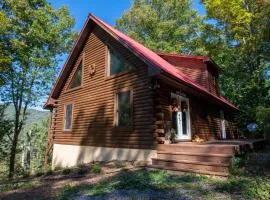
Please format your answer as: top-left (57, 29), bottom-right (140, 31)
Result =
top-left (38, 0), bottom-right (205, 110)
top-left (48, 0), bottom-right (206, 32)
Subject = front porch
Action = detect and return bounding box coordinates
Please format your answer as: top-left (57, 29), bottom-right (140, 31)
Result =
top-left (150, 139), bottom-right (266, 176)
top-left (152, 79), bottom-right (238, 145)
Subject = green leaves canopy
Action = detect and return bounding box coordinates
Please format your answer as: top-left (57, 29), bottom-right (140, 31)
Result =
top-left (0, 0), bottom-right (77, 177)
top-left (116, 0), bottom-right (207, 55)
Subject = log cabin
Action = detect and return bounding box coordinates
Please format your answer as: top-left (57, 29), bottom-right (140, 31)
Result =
top-left (44, 14), bottom-right (240, 175)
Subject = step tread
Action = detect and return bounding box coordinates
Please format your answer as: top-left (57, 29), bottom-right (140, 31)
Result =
top-left (152, 158), bottom-right (230, 167)
top-left (157, 144), bottom-right (237, 148)
top-left (149, 164), bottom-right (229, 177)
top-left (157, 151), bottom-right (233, 157)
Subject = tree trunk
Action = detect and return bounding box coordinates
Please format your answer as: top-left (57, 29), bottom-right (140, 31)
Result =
top-left (8, 129), bottom-right (19, 178)
top-left (8, 109), bottom-right (21, 178)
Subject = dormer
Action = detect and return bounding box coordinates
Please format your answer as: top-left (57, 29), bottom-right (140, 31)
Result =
top-left (158, 53), bottom-right (221, 97)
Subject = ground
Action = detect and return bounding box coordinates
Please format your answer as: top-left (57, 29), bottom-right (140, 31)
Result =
top-left (0, 159), bottom-right (270, 200)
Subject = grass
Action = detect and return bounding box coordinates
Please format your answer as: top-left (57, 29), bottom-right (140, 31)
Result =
top-left (58, 168), bottom-right (270, 200)
top-left (91, 163), bottom-right (102, 173)
top-left (0, 180), bottom-right (41, 193)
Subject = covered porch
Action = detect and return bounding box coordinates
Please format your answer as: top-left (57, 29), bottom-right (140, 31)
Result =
top-left (152, 76), bottom-right (238, 144)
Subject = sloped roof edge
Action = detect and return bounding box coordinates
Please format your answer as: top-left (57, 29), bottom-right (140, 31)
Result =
top-left (44, 14), bottom-right (237, 111)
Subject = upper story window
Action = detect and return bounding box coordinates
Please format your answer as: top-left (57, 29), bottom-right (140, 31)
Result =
top-left (68, 62), bottom-right (82, 89)
top-left (115, 90), bottom-right (132, 127)
top-left (64, 104), bottom-right (73, 131)
top-left (107, 46), bottom-right (134, 77)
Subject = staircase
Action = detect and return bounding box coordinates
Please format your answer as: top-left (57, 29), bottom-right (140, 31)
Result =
top-left (150, 143), bottom-right (237, 176)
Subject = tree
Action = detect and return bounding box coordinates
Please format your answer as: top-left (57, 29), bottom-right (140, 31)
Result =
top-left (0, 10), bottom-right (11, 86)
top-left (0, 104), bottom-right (13, 162)
top-left (21, 117), bottom-right (49, 173)
top-left (0, 0), bottom-right (77, 178)
top-left (202, 0), bottom-right (270, 131)
top-left (116, 0), bottom-right (207, 55)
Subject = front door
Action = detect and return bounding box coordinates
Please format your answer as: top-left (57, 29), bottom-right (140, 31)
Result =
top-left (172, 94), bottom-right (191, 140)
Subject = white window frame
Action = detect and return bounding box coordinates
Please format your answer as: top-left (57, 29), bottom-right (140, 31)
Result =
top-left (64, 103), bottom-right (73, 131)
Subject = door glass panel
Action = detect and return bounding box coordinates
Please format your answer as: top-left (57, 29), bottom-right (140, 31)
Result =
top-left (181, 101), bottom-right (187, 135)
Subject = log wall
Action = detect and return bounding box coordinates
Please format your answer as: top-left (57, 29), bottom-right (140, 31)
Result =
top-left (53, 26), bottom-right (156, 149)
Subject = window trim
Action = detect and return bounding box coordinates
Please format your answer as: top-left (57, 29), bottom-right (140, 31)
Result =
top-left (105, 45), bottom-right (135, 79)
top-left (114, 88), bottom-right (133, 128)
top-left (66, 53), bottom-right (84, 92)
top-left (63, 103), bottom-right (73, 131)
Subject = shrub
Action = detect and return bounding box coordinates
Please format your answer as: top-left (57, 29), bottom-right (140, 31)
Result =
top-left (62, 168), bottom-right (71, 175)
top-left (35, 171), bottom-right (44, 177)
top-left (91, 163), bottom-right (102, 173)
top-left (45, 169), bottom-right (53, 176)
top-left (76, 167), bottom-right (88, 175)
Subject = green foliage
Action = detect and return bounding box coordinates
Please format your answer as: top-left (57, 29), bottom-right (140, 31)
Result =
top-left (91, 163), bottom-right (102, 174)
top-left (76, 167), bottom-right (88, 175)
top-left (0, 0), bottom-right (77, 177)
top-left (116, 0), bottom-right (207, 55)
top-left (216, 176), bottom-right (270, 200)
top-left (202, 0), bottom-right (270, 132)
top-left (62, 168), bottom-right (71, 175)
top-left (0, 180), bottom-right (40, 193)
top-left (27, 118), bottom-right (49, 173)
top-left (256, 106), bottom-right (270, 136)
top-left (0, 105), bottom-right (13, 159)
top-left (58, 184), bottom-right (78, 200)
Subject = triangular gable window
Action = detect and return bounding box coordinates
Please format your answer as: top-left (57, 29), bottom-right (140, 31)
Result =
top-left (68, 62), bottom-right (82, 89)
top-left (108, 47), bottom-right (134, 76)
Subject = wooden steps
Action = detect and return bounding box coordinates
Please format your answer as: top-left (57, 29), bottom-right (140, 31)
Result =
top-left (150, 143), bottom-right (237, 176)
top-left (149, 164), bottom-right (229, 177)
top-left (157, 151), bottom-right (233, 164)
top-left (156, 144), bottom-right (237, 154)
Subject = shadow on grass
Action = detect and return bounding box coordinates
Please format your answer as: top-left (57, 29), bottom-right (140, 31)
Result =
top-left (58, 168), bottom-right (215, 200)
top-left (215, 176), bottom-right (270, 200)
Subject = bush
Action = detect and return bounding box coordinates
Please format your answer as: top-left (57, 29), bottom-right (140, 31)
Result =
top-left (45, 169), bottom-right (53, 176)
top-left (91, 163), bottom-right (102, 174)
top-left (230, 156), bottom-right (246, 175)
top-left (76, 167), bottom-right (88, 175)
top-left (62, 168), bottom-right (71, 175)
top-left (35, 171), bottom-right (44, 177)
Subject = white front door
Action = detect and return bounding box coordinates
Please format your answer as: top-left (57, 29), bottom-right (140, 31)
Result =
top-left (172, 94), bottom-right (191, 140)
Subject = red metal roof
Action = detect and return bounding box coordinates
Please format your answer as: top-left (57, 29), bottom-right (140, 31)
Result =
top-left (157, 52), bottom-right (211, 61)
top-left (44, 14), bottom-right (238, 111)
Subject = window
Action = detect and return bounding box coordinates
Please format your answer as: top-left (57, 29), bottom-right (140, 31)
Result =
top-left (68, 62), bottom-right (82, 89)
top-left (115, 90), bottom-right (132, 127)
top-left (64, 104), bottom-right (73, 130)
top-left (108, 47), bottom-right (134, 76)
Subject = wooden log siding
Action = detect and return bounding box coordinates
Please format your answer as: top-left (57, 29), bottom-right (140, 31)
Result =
top-left (53, 26), bottom-right (156, 149)
top-left (152, 81), bottom-right (166, 143)
top-left (159, 57), bottom-right (209, 90)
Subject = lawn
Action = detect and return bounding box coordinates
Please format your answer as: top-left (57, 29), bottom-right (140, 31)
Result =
top-left (58, 168), bottom-right (270, 200)
top-left (0, 161), bottom-right (269, 200)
